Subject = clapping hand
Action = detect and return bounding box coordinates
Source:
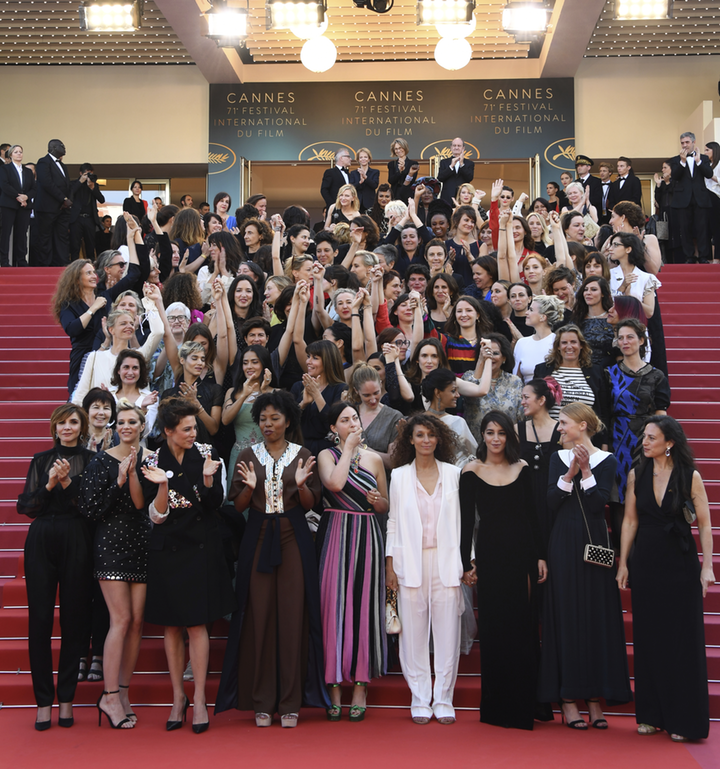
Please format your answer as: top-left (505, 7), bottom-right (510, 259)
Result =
top-left (260, 368), bottom-right (273, 393)
top-left (179, 380), bottom-right (201, 407)
top-left (295, 455), bottom-right (316, 489)
top-left (572, 444), bottom-right (591, 475)
top-left (302, 373), bottom-right (322, 402)
top-left (141, 465), bottom-right (168, 485)
top-left (236, 460), bottom-right (257, 490)
top-left (202, 456), bottom-right (222, 481)
top-left (47, 458), bottom-right (71, 489)
top-left (141, 390), bottom-right (159, 409)
top-left (117, 446), bottom-right (137, 487)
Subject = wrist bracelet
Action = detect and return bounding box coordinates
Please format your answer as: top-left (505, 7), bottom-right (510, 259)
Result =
top-left (351, 313), bottom-right (361, 317)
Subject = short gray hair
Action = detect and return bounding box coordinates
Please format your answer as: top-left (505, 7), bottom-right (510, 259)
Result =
top-left (680, 131), bottom-right (696, 141)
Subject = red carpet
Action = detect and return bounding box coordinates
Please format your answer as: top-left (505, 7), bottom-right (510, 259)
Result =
top-left (0, 708), bottom-right (715, 769)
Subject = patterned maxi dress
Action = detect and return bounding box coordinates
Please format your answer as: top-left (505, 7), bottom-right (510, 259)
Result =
top-left (317, 447), bottom-right (387, 684)
top-left (606, 362), bottom-right (671, 502)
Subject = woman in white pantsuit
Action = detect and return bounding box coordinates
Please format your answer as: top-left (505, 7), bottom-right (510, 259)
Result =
top-left (387, 414), bottom-right (468, 725)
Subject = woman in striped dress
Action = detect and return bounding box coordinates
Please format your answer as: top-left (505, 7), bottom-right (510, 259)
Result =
top-left (317, 402), bottom-right (389, 722)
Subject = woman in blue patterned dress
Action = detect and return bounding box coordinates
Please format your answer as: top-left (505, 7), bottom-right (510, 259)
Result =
top-left (317, 402), bottom-right (389, 722)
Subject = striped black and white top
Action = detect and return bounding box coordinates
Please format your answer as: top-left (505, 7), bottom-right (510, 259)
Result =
top-left (550, 367), bottom-right (595, 419)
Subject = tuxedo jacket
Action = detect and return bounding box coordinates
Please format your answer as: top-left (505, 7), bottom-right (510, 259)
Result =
top-left (607, 174), bottom-right (643, 209)
top-left (669, 153), bottom-right (713, 209)
top-left (320, 166), bottom-right (351, 209)
top-left (349, 167), bottom-right (380, 211)
top-left (437, 157), bottom-right (475, 204)
top-left (386, 461), bottom-right (463, 588)
top-left (0, 162), bottom-right (36, 210)
top-left (69, 179), bottom-right (106, 225)
top-left (34, 154), bottom-right (72, 213)
top-left (579, 174), bottom-right (603, 214)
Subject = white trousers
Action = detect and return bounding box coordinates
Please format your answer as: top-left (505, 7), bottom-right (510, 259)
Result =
top-left (397, 548), bottom-right (462, 719)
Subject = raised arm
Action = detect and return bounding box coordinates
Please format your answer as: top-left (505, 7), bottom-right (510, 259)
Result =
top-left (457, 344), bottom-right (493, 397)
top-left (311, 262), bottom-right (333, 333)
top-left (292, 281), bottom-right (311, 372)
top-left (270, 214), bottom-right (285, 277)
top-left (548, 211), bottom-right (572, 270)
top-left (497, 209), bottom-right (519, 283)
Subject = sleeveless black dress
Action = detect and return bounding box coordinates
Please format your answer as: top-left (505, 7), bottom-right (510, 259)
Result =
top-left (630, 464), bottom-right (709, 739)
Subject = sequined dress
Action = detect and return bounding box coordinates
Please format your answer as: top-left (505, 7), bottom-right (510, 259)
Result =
top-left (79, 449), bottom-right (151, 582)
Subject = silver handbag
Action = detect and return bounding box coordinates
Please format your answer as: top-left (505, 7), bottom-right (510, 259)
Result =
top-left (576, 482), bottom-right (615, 569)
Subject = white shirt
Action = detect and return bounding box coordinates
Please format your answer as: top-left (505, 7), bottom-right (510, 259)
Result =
top-left (706, 160), bottom-right (720, 198)
top-left (336, 164), bottom-right (349, 184)
top-left (609, 265), bottom-right (661, 302)
top-left (12, 162), bottom-right (23, 185)
top-left (513, 333), bottom-right (556, 384)
top-left (48, 153), bottom-right (65, 176)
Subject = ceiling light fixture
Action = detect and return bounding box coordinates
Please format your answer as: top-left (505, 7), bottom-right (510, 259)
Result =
top-left (418, 0), bottom-right (475, 25)
top-left (79, 1), bottom-right (142, 32)
top-left (502, 2), bottom-right (549, 43)
top-left (267, 0), bottom-right (326, 30)
top-left (436, 13), bottom-right (476, 38)
top-left (434, 36), bottom-right (472, 69)
top-left (614, 0), bottom-right (672, 20)
top-left (300, 35), bottom-right (337, 72)
top-left (290, 12), bottom-right (328, 39)
top-left (206, 7), bottom-right (249, 43)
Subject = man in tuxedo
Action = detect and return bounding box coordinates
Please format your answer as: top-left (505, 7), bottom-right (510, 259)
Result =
top-left (0, 144), bottom-right (36, 267)
top-left (320, 147), bottom-right (351, 208)
top-left (575, 154), bottom-right (603, 214)
top-left (69, 163), bottom-right (105, 262)
top-left (670, 131), bottom-right (713, 263)
top-left (598, 162), bottom-right (613, 225)
top-left (437, 137), bottom-right (475, 205)
top-left (607, 156), bottom-right (643, 210)
top-left (34, 139), bottom-right (72, 266)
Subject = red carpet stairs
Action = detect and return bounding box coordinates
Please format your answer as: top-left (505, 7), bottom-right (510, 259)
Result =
top-left (0, 266), bottom-right (718, 716)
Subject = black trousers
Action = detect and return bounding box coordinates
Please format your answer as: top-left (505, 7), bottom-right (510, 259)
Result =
top-left (0, 206), bottom-right (31, 266)
top-left (34, 208), bottom-right (70, 267)
top-left (674, 202), bottom-right (711, 261)
top-left (24, 515), bottom-right (93, 707)
top-left (69, 215), bottom-right (97, 262)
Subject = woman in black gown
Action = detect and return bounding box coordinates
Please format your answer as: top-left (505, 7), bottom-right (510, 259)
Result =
top-left (460, 410), bottom-right (548, 730)
top-left (18, 404), bottom-right (95, 730)
top-left (517, 378), bottom-right (562, 548)
top-left (538, 403), bottom-right (632, 729)
top-left (79, 401), bottom-right (151, 730)
top-left (617, 416), bottom-right (714, 742)
top-left (141, 396), bottom-right (236, 733)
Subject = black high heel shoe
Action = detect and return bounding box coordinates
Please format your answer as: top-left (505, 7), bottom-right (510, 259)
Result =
top-left (167, 696), bottom-right (190, 731)
top-left (560, 700), bottom-right (588, 730)
top-left (96, 690), bottom-right (133, 729)
top-left (192, 701), bottom-right (209, 733)
top-left (58, 705), bottom-right (74, 728)
top-left (119, 684), bottom-right (137, 722)
top-left (35, 719), bottom-right (51, 732)
top-left (585, 699), bottom-right (608, 730)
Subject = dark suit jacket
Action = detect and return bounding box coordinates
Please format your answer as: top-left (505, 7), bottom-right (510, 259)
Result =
top-left (349, 167), bottom-right (380, 211)
top-left (69, 179), bottom-right (105, 225)
top-left (34, 153), bottom-right (71, 213)
top-left (607, 174), bottom-right (643, 209)
top-left (437, 157), bottom-right (475, 204)
top-left (388, 158), bottom-right (419, 203)
top-left (320, 166), bottom-right (351, 209)
top-left (0, 162), bottom-right (35, 209)
top-left (669, 153), bottom-right (713, 209)
top-left (579, 174), bottom-right (603, 214)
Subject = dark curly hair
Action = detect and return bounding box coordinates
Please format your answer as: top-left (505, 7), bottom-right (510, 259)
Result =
top-left (391, 413), bottom-right (458, 467)
top-left (477, 410), bottom-right (521, 463)
top-left (156, 395), bottom-right (200, 432)
top-left (250, 390), bottom-right (303, 445)
top-left (162, 272), bottom-right (203, 312)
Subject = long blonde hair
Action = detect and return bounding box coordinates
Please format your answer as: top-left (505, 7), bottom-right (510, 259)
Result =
top-left (335, 184), bottom-right (360, 212)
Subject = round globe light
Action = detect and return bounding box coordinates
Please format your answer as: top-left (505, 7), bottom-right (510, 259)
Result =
top-left (436, 14), bottom-right (476, 39)
top-left (290, 14), bottom-right (329, 39)
top-left (301, 35), bottom-right (337, 72)
top-left (434, 37), bottom-right (472, 70)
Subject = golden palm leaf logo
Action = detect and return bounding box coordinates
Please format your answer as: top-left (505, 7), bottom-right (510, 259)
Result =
top-left (208, 152), bottom-right (230, 164)
top-left (309, 149), bottom-right (337, 161)
top-left (552, 144), bottom-right (576, 163)
top-left (543, 138), bottom-right (577, 171)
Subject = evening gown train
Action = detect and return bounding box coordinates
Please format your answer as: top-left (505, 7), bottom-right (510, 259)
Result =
top-left (459, 466), bottom-right (546, 730)
top-left (630, 464), bottom-right (709, 739)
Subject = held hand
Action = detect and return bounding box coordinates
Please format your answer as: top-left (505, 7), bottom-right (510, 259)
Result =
top-left (519, 192), bottom-right (529, 204)
top-left (236, 460), bottom-right (257, 490)
top-left (549, 210), bottom-right (561, 229)
top-left (144, 282), bottom-right (162, 305)
top-left (295, 456), bottom-right (316, 489)
top-left (370, 264), bottom-right (384, 283)
top-left (462, 565), bottom-right (477, 586)
top-left (382, 343), bottom-right (398, 364)
top-left (202, 456), bottom-right (222, 480)
top-left (475, 189), bottom-right (487, 199)
top-left (616, 563), bottom-right (629, 590)
top-left (537, 560), bottom-right (548, 583)
top-left (351, 288), bottom-right (367, 312)
top-left (499, 209), bottom-right (511, 227)
top-left (141, 465), bottom-right (168, 485)
top-left (312, 261), bottom-right (326, 281)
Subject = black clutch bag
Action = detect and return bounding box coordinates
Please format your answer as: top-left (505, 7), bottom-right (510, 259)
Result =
top-left (576, 482), bottom-right (614, 569)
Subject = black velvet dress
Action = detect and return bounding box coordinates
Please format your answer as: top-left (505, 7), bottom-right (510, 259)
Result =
top-left (142, 443), bottom-right (236, 627)
top-left (460, 466), bottom-right (546, 730)
top-left (517, 421), bottom-right (562, 548)
top-left (629, 464), bottom-right (709, 739)
top-left (538, 451), bottom-right (632, 705)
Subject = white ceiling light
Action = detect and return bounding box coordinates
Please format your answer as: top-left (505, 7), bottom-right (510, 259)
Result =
top-left (418, 0), bottom-right (475, 26)
top-left (206, 8), bottom-right (249, 42)
top-left (268, 0), bottom-right (326, 30)
top-left (300, 35), bottom-right (337, 72)
top-left (502, 4), bottom-right (549, 34)
top-left (290, 12), bottom-right (328, 39)
top-left (615, 0), bottom-right (671, 19)
top-left (436, 13), bottom-right (476, 38)
top-left (79, 1), bottom-right (141, 32)
top-left (434, 36), bottom-right (472, 69)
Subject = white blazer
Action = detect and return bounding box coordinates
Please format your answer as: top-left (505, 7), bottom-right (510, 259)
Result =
top-left (387, 460), bottom-right (463, 589)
